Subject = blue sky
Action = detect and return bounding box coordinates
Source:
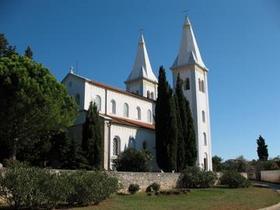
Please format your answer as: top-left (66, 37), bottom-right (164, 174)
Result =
top-left (1, 0), bottom-right (280, 160)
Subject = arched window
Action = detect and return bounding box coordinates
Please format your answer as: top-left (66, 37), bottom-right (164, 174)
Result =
top-left (95, 95), bottom-right (101, 111)
top-left (185, 78), bottom-right (190, 90)
top-left (203, 132), bottom-right (207, 146)
top-left (123, 103), bottom-right (129, 117)
top-left (75, 93), bottom-right (80, 105)
top-left (136, 106), bottom-right (141, 120)
top-left (147, 90), bottom-right (150, 99)
top-left (201, 80), bottom-right (205, 92)
top-left (151, 92), bottom-right (154, 99)
top-left (203, 153), bottom-right (208, 170)
top-left (129, 137), bottom-right (136, 149)
top-left (202, 110), bottom-right (206, 123)
top-left (111, 99), bottom-right (116, 114)
top-left (147, 109), bottom-right (152, 123)
top-left (113, 137), bottom-right (121, 156)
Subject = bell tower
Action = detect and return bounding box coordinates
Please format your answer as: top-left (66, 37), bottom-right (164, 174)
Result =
top-left (125, 34), bottom-right (158, 100)
top-left (171, 17), bottom-right (212, 170)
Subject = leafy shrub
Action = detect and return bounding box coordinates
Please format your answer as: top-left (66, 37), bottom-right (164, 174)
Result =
top-left (0, 163), bottom-right (71, 209)
top-left (146, 182), bottom-right (160, 193)
top-left (220, 170), bottom-right (250, 188)
top-left (179, 166), bottom-right (216, 188)
top-left (66, 171), bottom-right (118, 205)
top-left (113, 148), bottom-right (151, 172)
top-left (0, 164), bottom-right (118, 209)
top-left (128, 184), bottom-right (140, 194)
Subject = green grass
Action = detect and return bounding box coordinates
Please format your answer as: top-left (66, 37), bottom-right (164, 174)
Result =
top-left (70, 187), bottom-right (280, 210)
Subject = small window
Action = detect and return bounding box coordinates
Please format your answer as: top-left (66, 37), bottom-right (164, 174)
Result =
top-left (151, 92), bottom-right (154, 99)
top-left (201, 80), bottom-right (205, 92)
top-left (94, 95), bottom-right (101, 111)
top-left (147, 90), bottom-right (150, 99)
top-left (113, 137), bottom-right (121, 155)
top-left (123, 103), bottom-right (129, 117)
top-left (202, 110), bottom-right (206, 123)
top-left (69, 81), bottom-right (72, 88)
top-left (111, 99), bottom-right (116, 114)
top-left (203, 132), bottom-right (207, 146)
top-left (75, 93), bottom-right (80, 105)
top-left (137, 106), bottom-right (141, 120)
top-left (147, 109), bottom-right (152, 123)
top-left (204, 153), bottom-right (208, 170)
top-left (185, 78), bottom-right (190, 90)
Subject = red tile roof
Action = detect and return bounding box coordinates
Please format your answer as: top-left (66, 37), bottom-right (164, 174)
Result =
top-left (105, 114), bottom-right (155, 130)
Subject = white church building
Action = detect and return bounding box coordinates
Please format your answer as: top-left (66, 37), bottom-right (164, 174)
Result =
top-left (62, 18), bottom-right (212, 171)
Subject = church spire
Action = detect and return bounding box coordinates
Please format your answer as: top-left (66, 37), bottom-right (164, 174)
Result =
top-left (126, 34), bottom-right (157, 83)
top-left (171, 17), bottom-right (207, 70)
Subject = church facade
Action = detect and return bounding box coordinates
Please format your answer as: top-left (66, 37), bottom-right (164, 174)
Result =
top-left (62, 18), bottom-right (212, 171)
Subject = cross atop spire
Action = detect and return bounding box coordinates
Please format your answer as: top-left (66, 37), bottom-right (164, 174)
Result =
top-left (171, 17), bottom-right (207, 70)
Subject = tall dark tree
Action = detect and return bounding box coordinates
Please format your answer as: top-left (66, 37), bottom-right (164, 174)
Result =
top-left (174, 74), bottom-right (197, 168)
top-left (0, 33), bottom-right (16, 57)
top-left (82, 102), bottom-right (103, 169)
top-left (257, 135), bottom-right (269, 161)
top-left (24, 46), bottom-right (33, 59)
top-left (155, 66), bottom-right (177, 171)
top-left (174, 75), bottom-right (185, 171)
top-left (185, 98), bottom-right (197, 166)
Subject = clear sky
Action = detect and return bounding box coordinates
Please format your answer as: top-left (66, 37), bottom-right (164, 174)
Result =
top-left (1, 0), bottom-right (279, 161)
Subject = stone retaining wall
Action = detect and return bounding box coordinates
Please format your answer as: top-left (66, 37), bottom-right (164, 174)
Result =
top-left (107, 171), bottom-right (181, 192)
top-left (260, 170), bottom-right (280, 183)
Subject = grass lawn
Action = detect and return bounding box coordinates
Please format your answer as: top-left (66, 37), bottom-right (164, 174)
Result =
top-left (70, 187), bottom-right (280, 210)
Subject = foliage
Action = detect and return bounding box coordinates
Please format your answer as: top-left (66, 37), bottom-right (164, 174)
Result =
top-left (257, 135), bottom-right (269, 161)
top-left (146, 182), bottom-right (160, 193)
top-left (128, 184), bottom-right (140, 194)
top-left (174, 74), bottom-right (197, 170)
top-left (48, 131), bottom-right (90, 169)
top-left (0, 164), bottom-right (118, 209)
top-left (0, 163), bottom-right (71, 209)
top-left (212, 155), bottom-right (223, 172)
top-left (155, 66), bottom-right (178, 172)
top-left (0, 54), bottom-right (77, 160)
top-left (24, 46), bottom-right (33, 59)
top-left (66, 171), bottom-right (118, 205)
top-left (113, 148), bottom-right (151, 172)
top-left (221, 156), bottom-right (249, 172)
top-left (179, 166), bottom-right (216, 188)
top-left (220, 170), bottom-right (250, 188)
top-left (0, 33), bottom-right (16, 57)
top-left (82, 101), bottom-right (103, 169)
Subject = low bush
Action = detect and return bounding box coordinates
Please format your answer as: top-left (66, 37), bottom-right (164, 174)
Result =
top-left (128, 184), bottom-right (140, 194)
top-left (146, 182), bottom-right (160, 193)
top-left (0, 164), bottom-right (118, 209)
top-left (67, 171), bottom-right (118, 205)
top-left (179, 166), bottom-right (216, 188)
top-left (113, 148), bottom-right (152, 172)
top-left (220, 170), bottom-right (250, 188)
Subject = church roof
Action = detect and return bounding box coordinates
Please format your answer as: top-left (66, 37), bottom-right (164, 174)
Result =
top-left (171, 17), bottom-right (207, 70)
top-left (126, 34), bottom-right (158, 83)
top-left (101, 114), bottom-right (155, 130)
top-left (62, 72), bottom-right (155, 102)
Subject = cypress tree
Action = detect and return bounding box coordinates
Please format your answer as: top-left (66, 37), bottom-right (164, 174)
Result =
top-left (185, 98), bottom-right (197, 166)
top-left (155, 66), bottom-right (177, 172)
top-left (82, 102), bottom-right (103, 169)
top-left (257, 135), bottom-right (268, 161)
top-left (24, 46), bottom-right (33, 59)
top-left (174, 74), bottom-right (186, 171)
